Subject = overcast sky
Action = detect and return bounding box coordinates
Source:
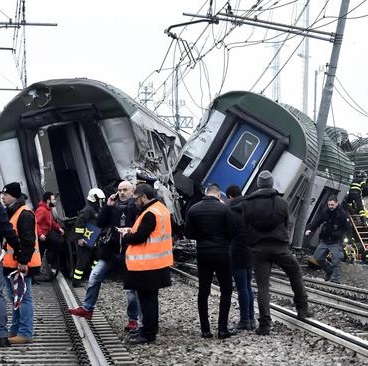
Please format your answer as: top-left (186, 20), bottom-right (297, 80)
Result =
top-left (0, 0), bottom-right (367, 137)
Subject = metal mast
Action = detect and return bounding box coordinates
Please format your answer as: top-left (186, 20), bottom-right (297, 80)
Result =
top-left (301, 1), bottom-right (310, 114)
top-left (293, 0), bottom-right (351, 248)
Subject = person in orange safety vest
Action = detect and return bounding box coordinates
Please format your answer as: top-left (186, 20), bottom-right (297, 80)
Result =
top-left (1, 182), bottom-right (41, 345)
top-left (118, 183), bottom-right (173, 345)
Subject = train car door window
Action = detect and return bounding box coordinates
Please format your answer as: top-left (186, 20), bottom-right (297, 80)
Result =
top-left (203, 123), bottom-right (272, 192)
top-left (228, 132), bottom-right (260, 170)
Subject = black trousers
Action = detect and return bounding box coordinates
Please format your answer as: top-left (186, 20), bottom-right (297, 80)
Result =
top-left (74, 246), bottom-right (95, 280)
top-left (347, 191), bottom-right (366, 218)
top-left (137, 289), bottom-right (159, 340)
top-left (196, 252), bottom-right (233, 333)
top-left (252, 245), bottom-right (308, 328)
top-left (39, 229), bottom-right (64, 266)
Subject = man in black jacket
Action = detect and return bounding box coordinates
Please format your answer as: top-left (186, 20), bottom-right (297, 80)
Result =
top-left (0, 203), bottom-right (19, 347)
top-left (185, 183), bottom-right (235, 339)
top-left (243, 171), bottom-right (312, 336)
top-left (69, 180), bottom-right (141, 330)
top-left (305, 195), bottom-right (352, 284)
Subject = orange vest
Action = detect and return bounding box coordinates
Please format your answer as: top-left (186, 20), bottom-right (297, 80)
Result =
top-left (3, 205), bottom-right (41, 269)
top-left (126, 201), bottom-right (173, 271)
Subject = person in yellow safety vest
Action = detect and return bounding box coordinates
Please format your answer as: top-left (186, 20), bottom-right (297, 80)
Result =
top-left (118, 183), bottom-right (173, 345)
top-left (1, 182), bottom-right (41, 345)
top-left (347, 170), bottom-right (368, 227)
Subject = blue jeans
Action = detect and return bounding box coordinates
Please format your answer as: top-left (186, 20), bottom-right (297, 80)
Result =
top-left (83, 254), bottom-right (141, 321)
top-left (314, 241), bottom-right (344, 283)
top-left (5, 275), bottom-right (33, 339)
top-left (0, 263), bottom-right (7, 337)
top-left (126, 289), bottom-right (141, 322)
top-left (232, 267), bottom-right (255, 324)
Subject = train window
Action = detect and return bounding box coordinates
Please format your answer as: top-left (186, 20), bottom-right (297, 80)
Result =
top-left (228, 132), bottom-right (260, 170)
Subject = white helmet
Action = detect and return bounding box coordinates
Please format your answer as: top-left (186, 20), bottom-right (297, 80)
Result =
top-left (87, 188), bottom-right (106, 203)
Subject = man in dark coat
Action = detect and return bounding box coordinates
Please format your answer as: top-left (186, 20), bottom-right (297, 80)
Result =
top-left (305, 195), bottom-right (352, 284)
top-left (225, 184), bottom-right (255, 331)
top-left (69, 181), bottom-right (141, 330)
top-left (243, 171), bottom-right (312, 336)
top-left (0, 203), bottom-right (19, 347)
top-left (185, 183), bottom-right (235, 339)
top-left (120, 183), bottom-right (173, 345)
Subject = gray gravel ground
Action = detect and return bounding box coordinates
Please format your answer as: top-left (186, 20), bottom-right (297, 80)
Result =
top-left (97, 261), bottom-right (368, 366)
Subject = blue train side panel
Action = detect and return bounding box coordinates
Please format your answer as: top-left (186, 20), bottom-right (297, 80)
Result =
top-left (173, 91), bottom-right (354, 247)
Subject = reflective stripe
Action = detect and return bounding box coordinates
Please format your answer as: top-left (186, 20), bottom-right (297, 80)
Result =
top-left (146, 234), bottom-right (172, 243)
top-left (73, 274), bottom-right (83, 280)
top-left (126, 201), bottom-right (173, 271)
top-left (75, 228), bottom-right (85, 233)
top-left (74, 269), bottom-right (83, 275)
top-left (126, 249), bottom-right (173, 261)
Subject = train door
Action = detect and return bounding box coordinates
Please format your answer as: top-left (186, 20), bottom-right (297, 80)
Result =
top-left (203, 122), bottom-right (273, 192)
top-left (18, 105), bottom-right (120, 215)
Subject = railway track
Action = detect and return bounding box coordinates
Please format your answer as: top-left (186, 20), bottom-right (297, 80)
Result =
top-left (1, 273), bottom-right (136, 365)
top-left (172, 263), bottom-right (368, 360)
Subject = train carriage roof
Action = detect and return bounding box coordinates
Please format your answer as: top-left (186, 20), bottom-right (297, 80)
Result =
top-left (285, 107), bottom-right (354, 185)
top-left (211, 91), bottom-right (317, 166)
top-left (207, 91), bottom-right (353, 185)
top-left (0, 78), bottom-right (179, 142)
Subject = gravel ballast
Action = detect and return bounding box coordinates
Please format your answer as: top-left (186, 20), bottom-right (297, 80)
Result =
top-left (97, 262), bottom-right (368, 365)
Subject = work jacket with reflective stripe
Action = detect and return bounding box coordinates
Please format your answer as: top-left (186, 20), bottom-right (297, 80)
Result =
top-left (3, 206), bottom-right (41, 268)
top-left (126, 201), bottom-right (173, 271)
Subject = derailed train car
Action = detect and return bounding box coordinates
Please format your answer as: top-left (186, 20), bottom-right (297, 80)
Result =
top-left (0, 78), bottom-right (184, 275)
top-left (173, 91), bottom-right (354, 248)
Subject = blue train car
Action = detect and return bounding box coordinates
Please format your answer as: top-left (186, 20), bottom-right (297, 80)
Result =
top-left (173, 91), bottom-right (354, 247)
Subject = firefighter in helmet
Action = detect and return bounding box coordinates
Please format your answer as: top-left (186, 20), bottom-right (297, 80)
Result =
top-left (71, 188), bottom-right (105, 287)
top-left (346, 170), bottom-right (368, 227)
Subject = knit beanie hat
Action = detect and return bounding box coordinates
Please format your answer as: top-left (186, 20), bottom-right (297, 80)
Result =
top-left (1, 182), bottom-right (22, 199)
top-left (257, 170), bottom-right (274, 188)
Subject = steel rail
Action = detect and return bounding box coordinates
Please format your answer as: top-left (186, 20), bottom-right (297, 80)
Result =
top-left (172, 265), bottom-right (368, 359)
top-left (56, 273), bottom-right (111, 366)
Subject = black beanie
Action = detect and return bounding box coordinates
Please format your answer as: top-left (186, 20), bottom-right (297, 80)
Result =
top-left (257, 170), bottom-right (274, 188)
top-left (1, 182), bottom-right (22, 199)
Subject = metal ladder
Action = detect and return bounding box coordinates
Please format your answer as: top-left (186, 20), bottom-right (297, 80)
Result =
top-left (348, 212), bottom-right (368, 257)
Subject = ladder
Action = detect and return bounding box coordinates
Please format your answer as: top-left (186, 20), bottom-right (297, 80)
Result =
top-left (348, 213), bottom-right (368, 254)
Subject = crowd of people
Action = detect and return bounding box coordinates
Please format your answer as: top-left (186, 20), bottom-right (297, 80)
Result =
top-left (1, 168), bottom-right (358, 348)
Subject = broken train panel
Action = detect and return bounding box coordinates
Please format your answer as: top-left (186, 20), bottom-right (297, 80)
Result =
top-left (0, 78), bottom-right (183, 220)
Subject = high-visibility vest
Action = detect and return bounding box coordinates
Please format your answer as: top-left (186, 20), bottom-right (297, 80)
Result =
top-left (126, 201), bottom-right (173, 271)
top-left (3, 205), bottom-right (41, 269)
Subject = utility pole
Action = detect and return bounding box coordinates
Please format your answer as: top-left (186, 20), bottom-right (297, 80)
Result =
top-left (300, 1), bottom-right (310, 114)
top-left (293, 0), bottom-right (351, 248)
top-left (0, 0), bottom-right (57, 90)
top-left (138, 82), bottom-right (154, 106)
top-left (160, 67), bottom-right (193, 132)
top-left (271, 42), bottom-right (281, 102)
